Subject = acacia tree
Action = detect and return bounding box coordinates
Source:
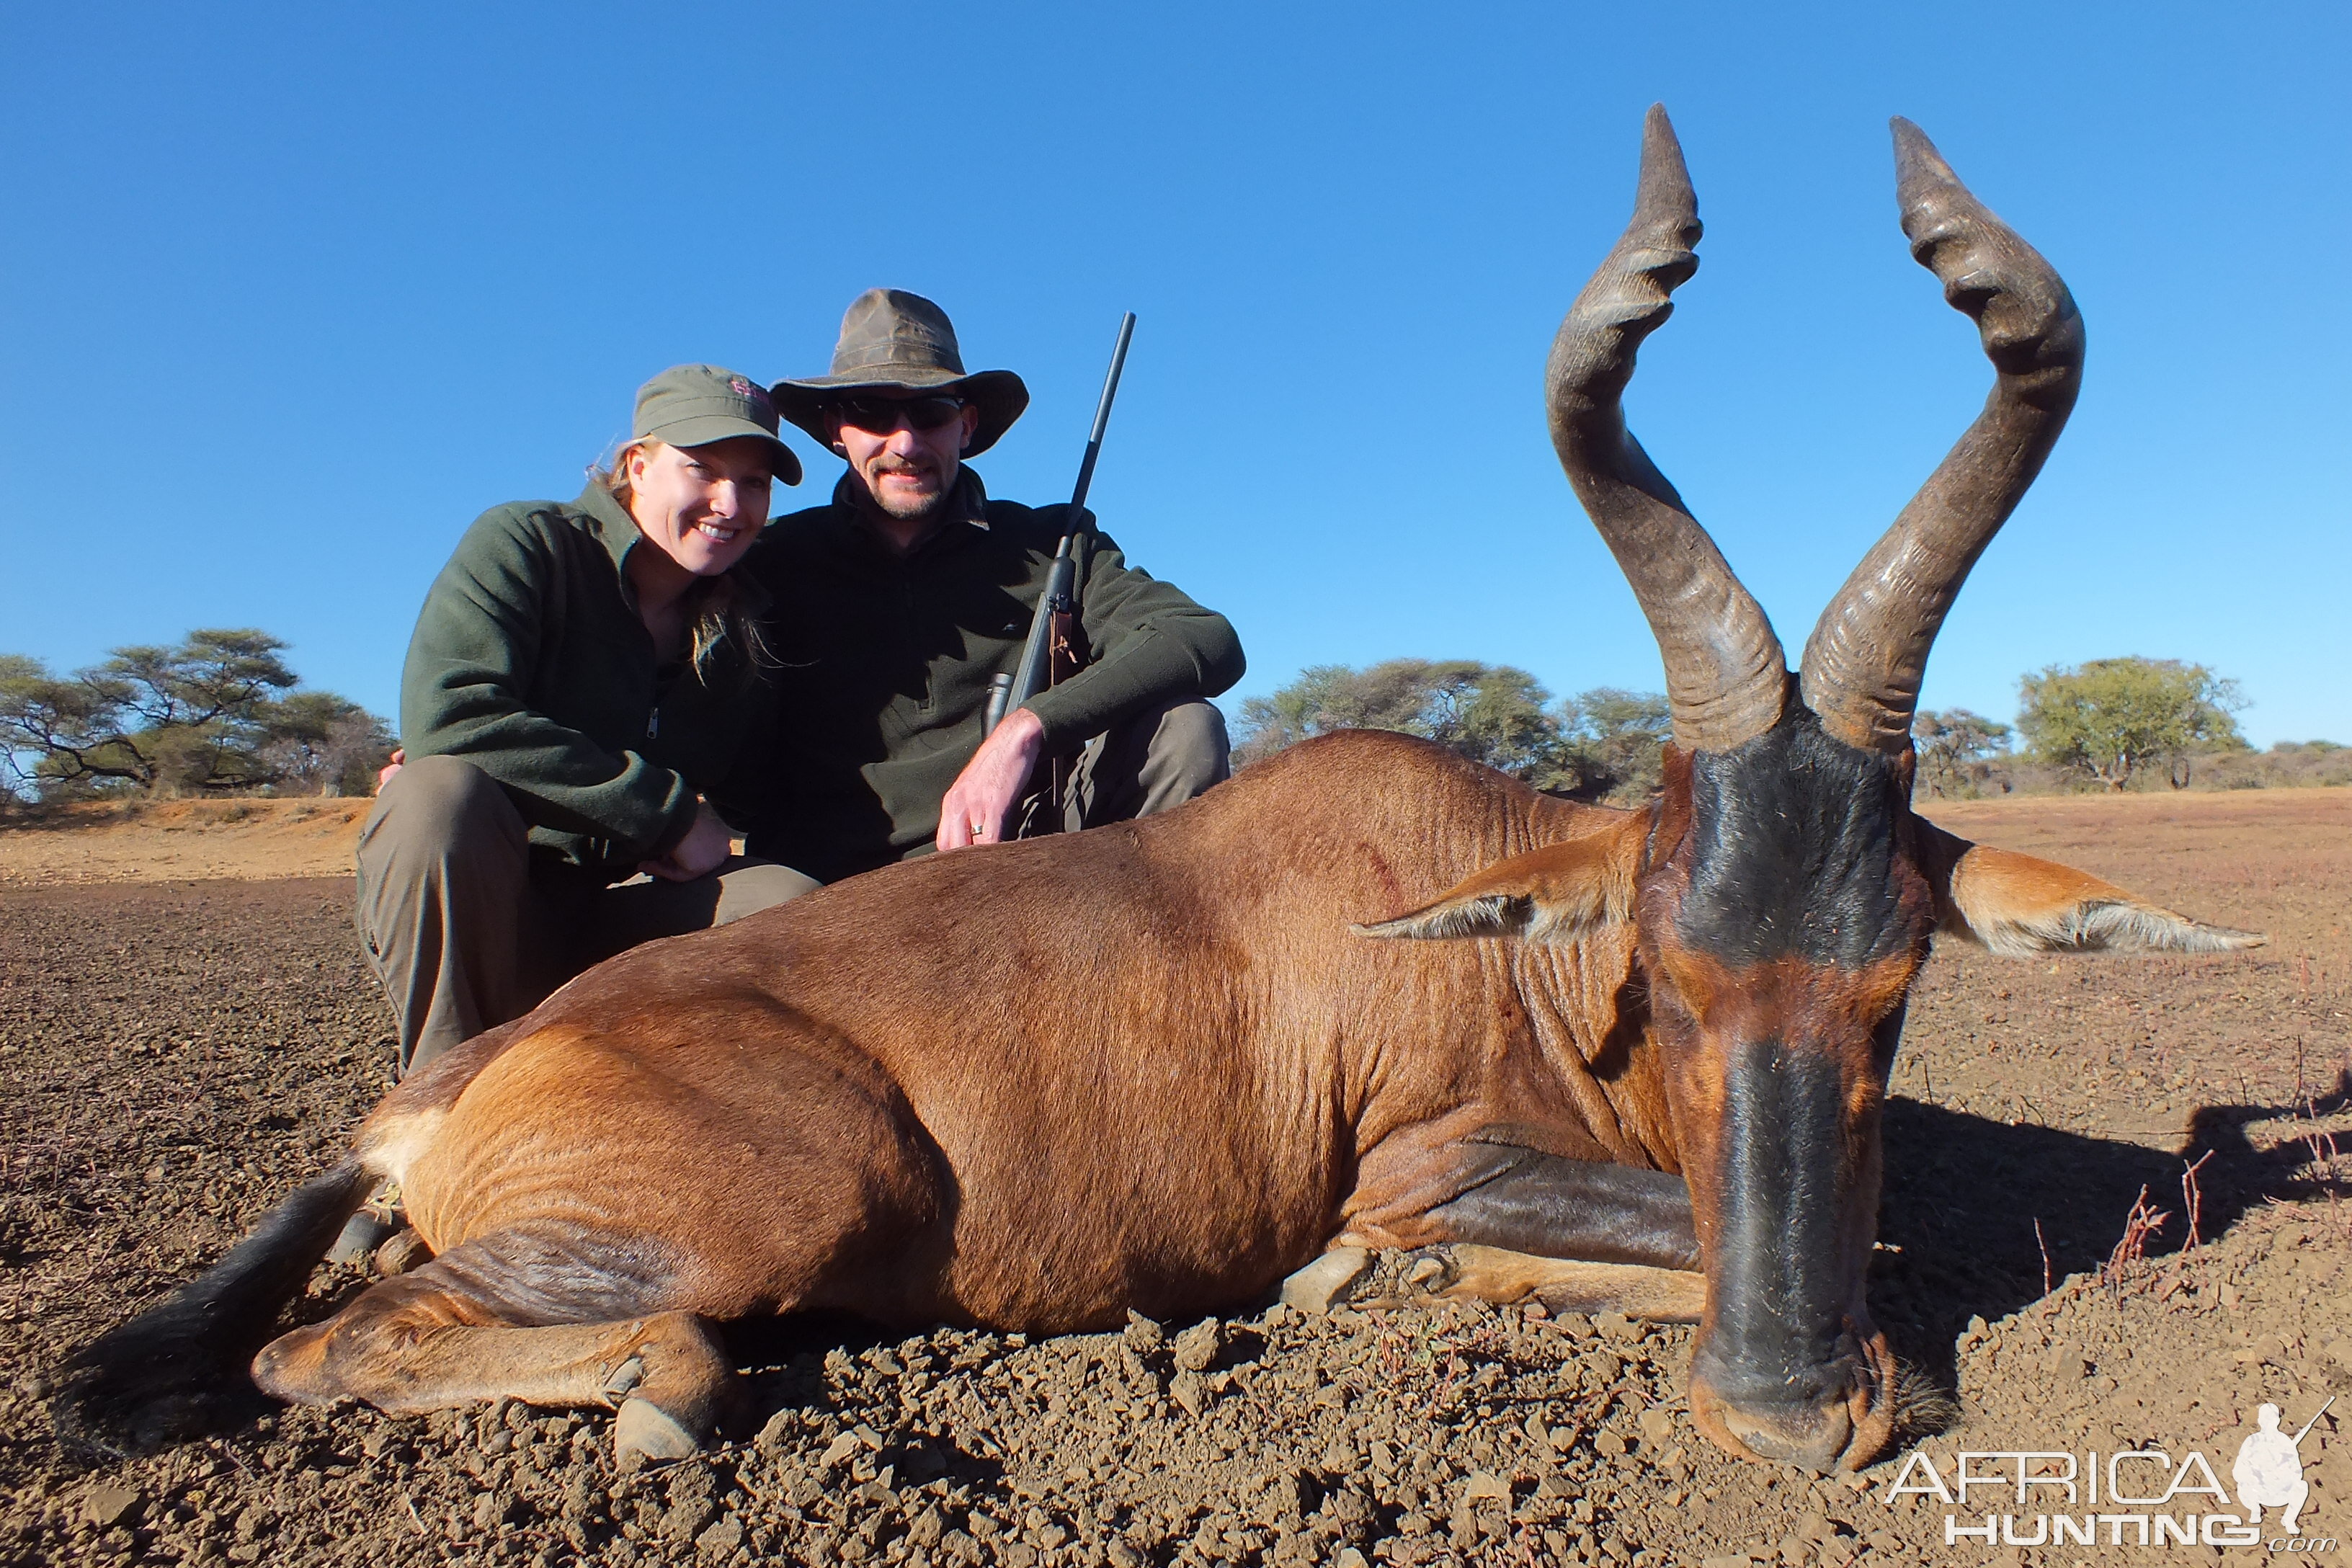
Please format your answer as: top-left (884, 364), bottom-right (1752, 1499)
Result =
top-left (1912, 708), bottom-right (2013, 798)
top-left (1234, 659), bottom-right (1556, 772)
top-left (1232, 660), bottom-right (1669, 801)
top-left (2015, 657), bottom-right (2246, 791)
top-left (1556, 687), bottom-right (1672, 799)
top-left (256, 692), bottom-right (400, 798)
top-left (0, 630), bottom-right (394, 798)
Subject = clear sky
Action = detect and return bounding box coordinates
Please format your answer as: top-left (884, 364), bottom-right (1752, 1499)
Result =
top-left (4, 3), bottom-right (2346, 747)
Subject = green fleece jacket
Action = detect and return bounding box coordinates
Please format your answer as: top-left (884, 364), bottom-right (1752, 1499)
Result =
top-left (398, 482), bottom-right (774, 878)
top-left (739, 471), bottom-right (1243, 883)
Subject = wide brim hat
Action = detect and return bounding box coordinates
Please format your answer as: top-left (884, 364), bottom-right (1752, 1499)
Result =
top-left (633, 363), bottom-right (802, 485)
top-left (771, 288), bottom-right (1030, 458)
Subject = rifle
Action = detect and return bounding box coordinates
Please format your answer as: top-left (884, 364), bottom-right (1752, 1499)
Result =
top-left (982, 312), bottom-right (1138, 826)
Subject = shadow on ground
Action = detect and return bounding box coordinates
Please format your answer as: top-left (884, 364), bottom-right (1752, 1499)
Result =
top-left (1873, 1071), bottom-right (2350, 1388)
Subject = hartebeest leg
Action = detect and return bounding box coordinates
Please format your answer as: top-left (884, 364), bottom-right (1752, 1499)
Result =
top-left (1414, 1147), bottom-right (1704, 1321)
top-left (1420, 1142), bottom-right (1699, 1270)
top-left (1347, 1133), bottom-right (1698, 1267)
top-left (252, 1234), bottom-right (733, 1461)
top-left (1332, 1131), bottom-right (1705, 1319)
top-left (1283, 1240), bottom-right (1705, 1321)
top-left (1433, 1245), bottom-right (1704, 1320)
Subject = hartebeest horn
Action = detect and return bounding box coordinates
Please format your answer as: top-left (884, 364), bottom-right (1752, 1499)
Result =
top-left (1799, 120), bottom-right (2086, 756)
top-left (1550, 104), bottom-right (1789, 754)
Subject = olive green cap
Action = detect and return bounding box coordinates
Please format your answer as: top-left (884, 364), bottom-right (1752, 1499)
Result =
top-left (632, 364), bottom-right (802, 485)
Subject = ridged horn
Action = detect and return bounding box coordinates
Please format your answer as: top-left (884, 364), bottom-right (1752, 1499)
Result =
top-left (1799, 119), bottom-right (2085, 756)
top-left (1549, 104), bottom-right (1789, 754)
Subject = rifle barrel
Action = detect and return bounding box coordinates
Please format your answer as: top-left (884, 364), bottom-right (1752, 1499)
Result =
top-left (981, 672), bottom-right (1014, 736)
top-left (987, 313), bottom-right (1137, 736)
top-left (1067, 312), bottom-right (1137, 517)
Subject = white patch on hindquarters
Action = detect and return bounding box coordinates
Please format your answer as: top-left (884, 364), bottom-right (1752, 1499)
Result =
top-left (356, 1109), bottom-right (447, 1190)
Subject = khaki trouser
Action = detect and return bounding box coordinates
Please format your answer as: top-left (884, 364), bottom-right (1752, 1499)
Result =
top-left (355, 756), bottom-right (819, 1075)
top-left (1050, 694), bottom-right (1231, 833)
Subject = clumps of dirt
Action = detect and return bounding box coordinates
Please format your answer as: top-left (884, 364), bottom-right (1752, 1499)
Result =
top-left (705, 1298), bottom-right (1718, 1567)
top-left (6, 1275), bottom-right (1870, 1568)
top-left (0, 881), bottom-right (389, 1335)
top-left (19, 1214), bottom-right (2339, 1568)
top-left (1956, 1203), bottom-right (2351, 1450)
top-left (1881, 1203), bottom-right (2351, 1564)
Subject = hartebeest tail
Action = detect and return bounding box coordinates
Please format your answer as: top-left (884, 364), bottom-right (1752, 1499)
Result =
top-left (55, 1162), bottom-right (370, 1443)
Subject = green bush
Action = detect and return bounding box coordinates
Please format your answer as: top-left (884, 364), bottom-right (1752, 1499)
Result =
top-left (2015, 657), bottom-right (2246, 792)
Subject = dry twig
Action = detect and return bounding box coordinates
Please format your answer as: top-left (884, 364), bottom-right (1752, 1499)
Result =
top-left (2101, 1184), bottom-right (2169, 1302)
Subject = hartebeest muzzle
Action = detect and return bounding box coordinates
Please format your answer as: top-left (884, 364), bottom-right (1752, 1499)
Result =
top-left (1682, 1038), bottom-right (1896, 1471)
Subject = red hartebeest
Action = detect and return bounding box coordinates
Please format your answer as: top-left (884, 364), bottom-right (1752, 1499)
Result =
top-left (64, 110), bottom-right (2258, 1474)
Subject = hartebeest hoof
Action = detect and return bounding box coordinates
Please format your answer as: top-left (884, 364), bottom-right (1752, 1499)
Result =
top-left (602, 1314), bottom-right (733, 1463)
top-left (372, 1230), bottom-right (431, 1276)
top-left (1278, 1248), bottom-right (1371, 1314)
top-left (613, 1395), bottom-right (704, 1462)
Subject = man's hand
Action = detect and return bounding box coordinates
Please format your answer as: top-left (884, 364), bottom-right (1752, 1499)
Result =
top-left (937, 705), bottom-right (1045, 852)
top-left (639, 801), bottom-right (734, 883)
top-left (377, 748), bottom-right (405, 790)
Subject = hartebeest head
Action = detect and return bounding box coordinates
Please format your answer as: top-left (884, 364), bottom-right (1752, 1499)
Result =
top-left (1364, 108), bottom-right (2258, 1471)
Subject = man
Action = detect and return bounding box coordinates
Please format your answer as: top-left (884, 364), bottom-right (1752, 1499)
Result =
top-left (744, 289), bottom-right (1243, 882)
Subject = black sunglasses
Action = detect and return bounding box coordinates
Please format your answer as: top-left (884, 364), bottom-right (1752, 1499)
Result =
top-left (830, 395), bottom-right (966, 433)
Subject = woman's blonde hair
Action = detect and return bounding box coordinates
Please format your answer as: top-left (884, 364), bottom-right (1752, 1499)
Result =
top-left (594, 437), bottom-right (774, 682)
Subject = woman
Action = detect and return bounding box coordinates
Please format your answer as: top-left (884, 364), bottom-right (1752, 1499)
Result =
top-left (355, 365), bottom-right (816, 1091)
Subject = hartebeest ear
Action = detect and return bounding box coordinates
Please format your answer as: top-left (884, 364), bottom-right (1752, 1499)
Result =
top-left (1913, 820), bottom-right (2264, 958)
top-left (1353, 821), bottom-right (1642, 945)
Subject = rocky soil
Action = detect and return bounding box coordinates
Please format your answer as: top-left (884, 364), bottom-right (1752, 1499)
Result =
top-left (2, 789), bottom-right (2348, 1566)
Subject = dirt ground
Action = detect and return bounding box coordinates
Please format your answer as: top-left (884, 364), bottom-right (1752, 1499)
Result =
top-left (0, 801), bottom-right (368, 888)
top-left (1, 790), bottom-right (2346, 1567)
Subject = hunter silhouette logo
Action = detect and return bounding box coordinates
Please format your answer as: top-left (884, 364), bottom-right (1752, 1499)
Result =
top-left (1880, 1394), bottom-right (2336, 1551)
top-left (2235, 1398), bottom-right (2330, 1536)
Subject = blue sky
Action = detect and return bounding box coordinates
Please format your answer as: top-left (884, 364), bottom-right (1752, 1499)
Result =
top-left (4, 3), bottom-right (2346, 747)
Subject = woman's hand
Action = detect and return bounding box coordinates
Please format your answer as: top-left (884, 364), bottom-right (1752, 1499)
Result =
top-left (376, 749), bottom-right (405, 790)
top-left (638, 800), bottom-right (734, 883)
top-left (936, 706), bottom-right (1045, 852)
